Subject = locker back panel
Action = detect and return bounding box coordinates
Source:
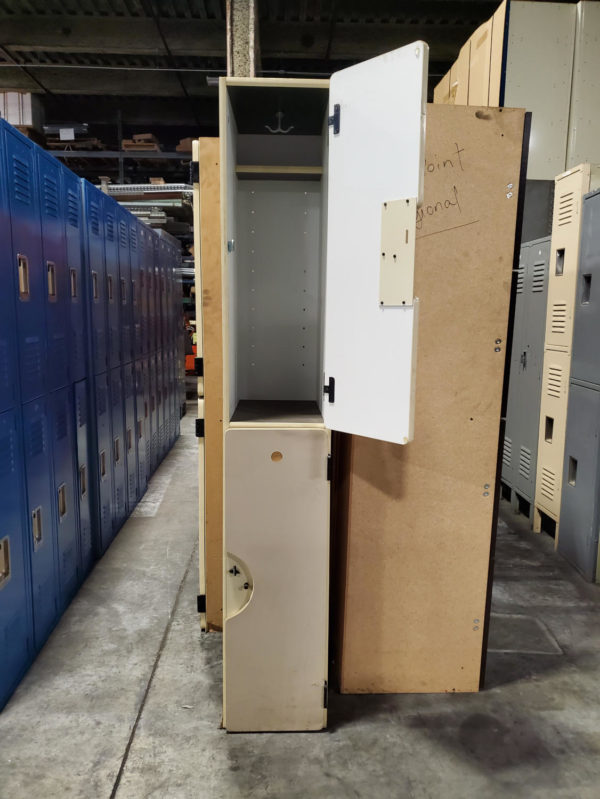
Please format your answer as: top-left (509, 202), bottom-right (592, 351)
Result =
top-left (49, 387), bottom-right (79, 607)
top-left (74, 379), bottom-right (93, 574)
top-left (84, 183), bottom-right (108, 375)
top-left (123, 362), bottom-right (138, 508)
top-left (5, 124), bottom-right (46, 401)
top-left (224, 428), bottom-right (330, 732)
top-left (0, 123), bottom-right (19, 412)
top-left (37, 150), bottom-right (69, 391)
top-left (134, 359), bottom-right (148, 495)
top-left (63, 171), bottom-right (86, 383)
top-left (95, 372), bottom-right (113, 551)
top-left (104, 196), bottom-right (121, 369)
top-left (23, 398), bottom-right (58, 647)
top-left (559, 382), bottom-right (600, 581)
top-left (118, 209), bottom-right (133, 365)
top-left (110, 366), bottom-right (127, 529)
top-left (0, 408), bottom-right (33, 709)
top-left (571, 190), bottom-right (600, 384)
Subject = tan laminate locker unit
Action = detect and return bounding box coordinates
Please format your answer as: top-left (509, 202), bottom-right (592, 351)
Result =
top-left (467, 19), bottom-right (493, 106)
top-left (433, 72), bottom-right (450, 105)
top-left (534, 163), bottom-right (600, 535)
top-left (218, 45), bottom-right (428, 731)
top-left (449, 41), bottom-right (470, 105)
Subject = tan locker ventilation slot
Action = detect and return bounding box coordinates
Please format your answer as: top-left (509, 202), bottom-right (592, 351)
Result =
top-left (558, 191), bottom-right (574, 226)
top-left (502, 437), bottom-right (512, 469)
top-left (532, 262), bottom-right (545, 292)
top-left (516, 264), bottom-right (525, 293)
top-left (551, 303), bottom-right (567, 334)
top-left (540, 467), bottom-right (557, 503)
top-left (547, 365), bottom-right (563, 398)
top-left (519, 446), bottom-right (532, 480)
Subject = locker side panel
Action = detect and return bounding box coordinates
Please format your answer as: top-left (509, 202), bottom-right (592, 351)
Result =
top-left (0, 123), bottom-right (19, 413)
top-left (63, 171), bottom-right (86, 383)
top-left (95, 372), bottom-right (113, 551)
top-left (5, 124), bottom-right (46, 402)
top-left (135, 359), bottom-right (148, 496)
top-left (23, 397), bottom-right (58, 647)
top-left (558, 382), bottom-right (600, 581)
top-left (0, 408), bottom-right (33, 710)
top-left (138, 223), bottom-right (149, 357)
top-left (49, 386), bottom-right (79, 607)
top-left (143, 356), bottom-right (152, 478)
top-left (37, 150), bottom-right (69, 391)
top-left (123, 362), bottom-right (138, 509)
top-left (83, 182), bottom-right (108, 376)
top-left (571, 190), bottom-right (600, 384)
top-left (118, 210), bottom-right (133, 365)
top-left (224, 428), bottom-right (330, 732)
top-left (110, 366), bottom-right (127, 529)
top-left (104, 196), bottom-right (121, 369)
top-left (74, 378), bottom-right (93, 575)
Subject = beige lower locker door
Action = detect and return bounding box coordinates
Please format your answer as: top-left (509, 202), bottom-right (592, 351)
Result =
top-left (223, 428), bottom-right (330, 732)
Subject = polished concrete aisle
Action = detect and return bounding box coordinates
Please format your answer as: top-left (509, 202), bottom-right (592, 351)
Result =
top-left (2, 415), bottom-right (600, 798)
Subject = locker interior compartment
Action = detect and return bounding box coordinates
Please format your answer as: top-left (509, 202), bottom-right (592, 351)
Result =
top-left (223, 84), bottom-right (329, 426)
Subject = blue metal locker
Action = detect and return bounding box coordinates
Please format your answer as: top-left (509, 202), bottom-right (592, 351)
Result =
top-left (158, 238), bottom-right (167, 355)
top-left (142, 356), bottom-right (152, 480)
top-left (82, 181), bottom-right (108, 376)
top-left (118, 209), bottom-right (133, 365)
top-left (74, 379), bottom-right (93, 575)
top-left (134, 359), bottom-right (148, 497)
top-left (37, 149), bottom-right (69, 391)
top-left (63, 170), bottom-right (86, 384)
top-left (0, 408), bottom-right (33, 710)
top-left (148, 232), bottom-right (158, 354)
top-left (95, 372), bottom-right (114, 552)
top-left (104, 195), bottom-right (121, 370)
top-left (4, 123), bottom-right (46, 402)
top-left (22, 397), bottom-right (59, 648)
top-left (110, 366), bottom-right (127, 530)
top-left (138, 222), bottom-right (149, 357)
top-left (149, 354), bottom-right (158, 473)
top-left (49, 386), bottom-right (79, 608)
top-left (156, 350), bottom-right (165, 462)
top-left (123, 362), bottom-right (138, 510)
top-left (0, 123), bottom-right (20, 413)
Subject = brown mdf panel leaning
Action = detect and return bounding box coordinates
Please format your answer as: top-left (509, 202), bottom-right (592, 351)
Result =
top-left (334, 104), bottom-right (526, 694)
top-left (198, 137), bottom-right (224, 631)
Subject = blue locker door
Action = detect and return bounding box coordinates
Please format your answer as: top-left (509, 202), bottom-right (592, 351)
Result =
top-left (22, 397), bottom-right (58, 648)
top-left (74, 379), bottom-right (93, 575)
top-left (110, 366), bottom-right (127, 530)
top-left (95, 372), bottom-right (114, 552)
top-left (123, 362), bottom-right (137, 510)
top-left (104, 197), bottom-right (121, 369)
top-left (5, 123), bottom-right (46, 402)
top-left (0, 123), bottom-right (19, 413)
top-left (156, 350), bottom-right (165, 461)
top-left (138, 222), bottom-right (149, 357)
top-left (37, 150), bottom-right (70, 391)
top-left (0, 408), bottom-right (33, 710)
top-left (83, 182), bottom-right (108, 376)
top-left (134, 359), bottom-right (148, 497)
top-left (149, 355), bottom-right (158, 474)
top-left (49, 387), bottom-right (79, 608)
top-left (142, 356), bottom-right (152, 480)
top-left (118, 210), bottom-right (133, 365)
top-left (63, 171), bottom-right (86, 383)
top-left (148, 232), bottom-right (157, 354)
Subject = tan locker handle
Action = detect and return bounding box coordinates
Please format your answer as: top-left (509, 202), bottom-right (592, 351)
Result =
top-left (47, 261), bottom-right (57, 300)
top-left (32, 506), bottom-right (43, 545)
top-left (58, 483), bottom-right (67, 519)
top-left (79, 464), bottom-right (87, 496)
top-left (131, 279), bottom-right (137, 305)
top-left (114, 437), bottom-right (121, 464)
top-left (18, 254), bottom-right (30, 300)
top-left (92, 271), bottom-right (99, 300)
top-left (107, 274), bottom-right (114, 302)
top-left (0, 536), bottom-right (10, 588)
top-left (70, 267), bottom-right (78, 298)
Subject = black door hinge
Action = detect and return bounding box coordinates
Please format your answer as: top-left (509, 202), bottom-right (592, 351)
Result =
top-left (323, 376), bottom-right (335, 403)
top-left (197, 594), bottom-right (206, 613)
top-left (328, 104), bottom-right (340, 134)
top-left (191, 161), bottom-right (199, 183)
top-left (196, 418), bottom-right (205, 437)
top-left (195, 356), bottom-right (204, 377)
top-left (323, 680), bottom-right (328, 709)
top-left (327, 454), bottom-right (332, 481)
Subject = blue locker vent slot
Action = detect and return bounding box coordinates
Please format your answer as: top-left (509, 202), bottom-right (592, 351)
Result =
top-left (77, 391), bottom-right (87, 427)
top-left (130, 225), bottom-right (137, 249)
top-left (12, 155), bottom-right (31, 204)
top-left (119, 220), bottom-right (128, 248)
top-left (89, 200), bottom-right (100, 235)
top-left (106, 213), bottom-right (115, 241)
top-left (0, 342), bottom-right (10, 400)
top-left (66, 189), bottom-right (79, 227)
top-left (97, 384), bottom-right (107, 416)
top-left (42, 176), bottom-right (59, 218)
top-left (27, 418), bottom-right (45, 457)
top-left (0, 430), bottom-right (15, 477)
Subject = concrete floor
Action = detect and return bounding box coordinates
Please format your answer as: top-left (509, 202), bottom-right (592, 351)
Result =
top-left (1, 411), bottom-right (600, 798)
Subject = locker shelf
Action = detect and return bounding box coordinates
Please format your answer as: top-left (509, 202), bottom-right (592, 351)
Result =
top-left (230, 399), bottom-right (323, 426)
top-left (236, 165), bottom-right (323, 180)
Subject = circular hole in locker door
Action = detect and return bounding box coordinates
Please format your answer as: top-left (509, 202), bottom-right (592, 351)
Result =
top-left (271, 451), bottom-right (283, 462)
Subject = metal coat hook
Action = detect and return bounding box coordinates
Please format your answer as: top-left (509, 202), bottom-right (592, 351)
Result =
top-left (265, 111), bottom-right (294, 134)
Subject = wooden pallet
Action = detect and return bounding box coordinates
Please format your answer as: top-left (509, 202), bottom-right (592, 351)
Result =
top-left (121, 139), bottom-right (162, 152)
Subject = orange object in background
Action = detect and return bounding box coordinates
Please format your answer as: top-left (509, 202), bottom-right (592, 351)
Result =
top-left (185, 344), bottom-right (198, 373)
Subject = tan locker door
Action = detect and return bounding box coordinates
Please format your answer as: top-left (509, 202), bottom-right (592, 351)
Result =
top-left (223, 428), bottom-right (330, 732)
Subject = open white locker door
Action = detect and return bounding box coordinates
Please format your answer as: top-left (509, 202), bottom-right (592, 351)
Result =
top-left (322, 42), bottom-right (428, 445)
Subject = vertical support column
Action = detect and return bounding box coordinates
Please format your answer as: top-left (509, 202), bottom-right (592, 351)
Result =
top-left (226, 0), bottom-right (261, 77)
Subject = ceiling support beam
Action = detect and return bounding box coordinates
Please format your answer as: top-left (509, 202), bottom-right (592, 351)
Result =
top-left (227, 0), bottom-right (261, 77)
